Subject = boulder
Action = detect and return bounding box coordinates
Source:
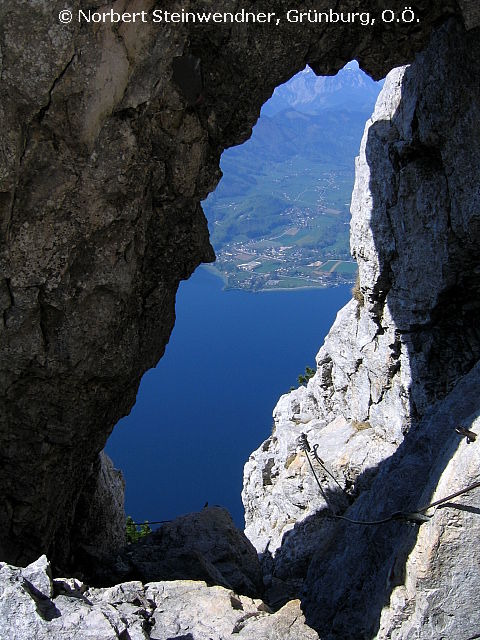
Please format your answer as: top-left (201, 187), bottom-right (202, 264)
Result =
top-left (0, 555), bottom-right (318, 640)
top-left (77, 507), bottom-right (263, 600)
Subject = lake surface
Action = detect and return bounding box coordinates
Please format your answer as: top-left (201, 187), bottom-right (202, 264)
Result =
top-left (106, 267), bottom-right (351, 528)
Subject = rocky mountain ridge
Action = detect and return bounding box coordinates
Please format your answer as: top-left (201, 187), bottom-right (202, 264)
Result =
top-left (261, 62), bottom-right (382, 117)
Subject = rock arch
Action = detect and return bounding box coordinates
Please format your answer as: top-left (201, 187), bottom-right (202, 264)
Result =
top-left (0, 0), bottom-right (472, 574)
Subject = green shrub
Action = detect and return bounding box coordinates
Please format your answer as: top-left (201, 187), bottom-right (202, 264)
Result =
top-left (298, 365), bottom-right (316, 386)
top-left (126, 516), bottom-right (152, 544)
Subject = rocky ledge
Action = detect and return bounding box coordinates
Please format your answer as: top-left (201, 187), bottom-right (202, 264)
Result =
top-left (0, 555), bottom-right (319, 640)
top-left (75, 506), bottom-right (263, 599)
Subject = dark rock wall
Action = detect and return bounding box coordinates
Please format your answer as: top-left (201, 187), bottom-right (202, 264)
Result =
top-left (70, 452), bottom-right (126, 557)
top-left (0, 0), bottom-right (465, 566)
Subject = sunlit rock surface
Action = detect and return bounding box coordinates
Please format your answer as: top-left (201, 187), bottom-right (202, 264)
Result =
top-left (0, 555), bottom-right (319, 640)
top-left (243, 18), bottom-right (480, 638)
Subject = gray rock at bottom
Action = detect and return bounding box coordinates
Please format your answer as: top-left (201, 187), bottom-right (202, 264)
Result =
top-left (0, 555), bottom-right (319, 640)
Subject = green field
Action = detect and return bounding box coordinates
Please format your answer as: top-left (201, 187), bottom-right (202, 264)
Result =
top-left (331, 261), bottom-right (358, 274)
top-left (201, 83), bottom-right (377, 291)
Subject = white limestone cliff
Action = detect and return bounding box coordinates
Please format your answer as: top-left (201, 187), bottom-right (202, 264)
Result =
top-left (243, 18), bottom-right (480, 638)
top-left (243, 66), bottom-right (412, 560)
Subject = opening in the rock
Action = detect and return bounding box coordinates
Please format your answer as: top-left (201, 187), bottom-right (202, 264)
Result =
top-left (106, 61), bottom-right (383, 529)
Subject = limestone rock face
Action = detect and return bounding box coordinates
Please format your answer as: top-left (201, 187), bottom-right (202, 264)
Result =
top-left (377, 381), bottom-right (480, 638)
top-left (302, 363), bottom-right (480, 639)
top-left (243, 18), bottom-right (480, 638)
top-left (0, 555), bottom-right (319, 640)
top-left (77, 507), bottom-right (263, 599)
top-left (0, 0), bottom-right (465, 567)
top-left (125, 507), bottom-right (263, 598)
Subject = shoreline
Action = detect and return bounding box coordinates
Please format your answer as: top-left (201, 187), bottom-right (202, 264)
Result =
top-left (199, 264), bottom-right (354, 293)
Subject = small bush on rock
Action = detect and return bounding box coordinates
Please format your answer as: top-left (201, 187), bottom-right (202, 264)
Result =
top-left (126, 516), bottom-right (152, 544)
top-left (298, 366), bottom-right (316, 386)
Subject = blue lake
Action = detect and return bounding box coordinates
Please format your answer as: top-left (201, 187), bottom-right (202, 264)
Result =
top-left (106, 267), bottom-right (351, 528)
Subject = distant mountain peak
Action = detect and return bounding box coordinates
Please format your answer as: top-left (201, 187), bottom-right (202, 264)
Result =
top-left (261, 61), bottom-right (383, 118)
top-left (343, 60), bottom-right (360, 70)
